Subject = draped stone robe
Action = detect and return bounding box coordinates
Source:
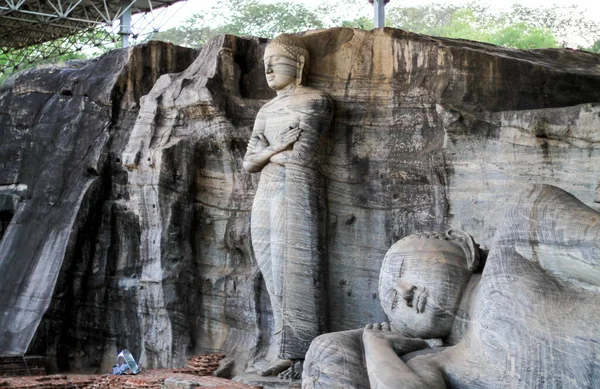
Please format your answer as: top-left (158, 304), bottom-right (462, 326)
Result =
top-left (245, 86), bottom-right (332, 359)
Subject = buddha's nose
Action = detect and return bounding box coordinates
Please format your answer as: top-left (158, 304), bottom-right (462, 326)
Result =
top-left (394, 280), bottom-right (416, 302)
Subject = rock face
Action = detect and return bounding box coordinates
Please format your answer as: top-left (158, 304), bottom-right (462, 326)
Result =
top-left (0, 28), bottom-right (599, 373)
top-left (0, 42), bottom-right (198, 369)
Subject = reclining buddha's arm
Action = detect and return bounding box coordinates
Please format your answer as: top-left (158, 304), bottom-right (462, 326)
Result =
top-left (363, 330), bottom-right (446, 389)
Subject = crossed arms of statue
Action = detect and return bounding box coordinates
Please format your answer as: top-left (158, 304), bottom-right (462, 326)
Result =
top-left (362, 325), bottom-right (446, 389)
top-left (243, 95), bottom-right (331, 173)
top-left (243, 124), bottom-right (301, 172)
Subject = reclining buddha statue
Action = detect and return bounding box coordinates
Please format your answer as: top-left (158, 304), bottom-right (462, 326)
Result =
top-left (303, 184), bottom-right (600, 389)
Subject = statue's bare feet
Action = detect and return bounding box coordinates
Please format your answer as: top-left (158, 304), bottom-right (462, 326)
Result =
top-left (278, 360), bottom-right (302, 380)
top-left (258, 359), bottom-right (292, 377)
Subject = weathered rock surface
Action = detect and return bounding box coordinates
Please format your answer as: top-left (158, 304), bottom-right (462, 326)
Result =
top-left (0, 41), bottom-right (198, 368)
top-left (0, 28), bottom-right (599, 373)
top-left (440, 103), bottom-right (600, 245)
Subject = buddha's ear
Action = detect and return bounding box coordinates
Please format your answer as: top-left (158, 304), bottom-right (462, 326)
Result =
top-left (296, 55), bottom-right (305, 86)
top-left (446, 229), bottom-right (481, 272)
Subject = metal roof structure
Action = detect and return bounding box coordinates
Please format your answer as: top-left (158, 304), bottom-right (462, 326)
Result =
top-left (1, 0), bottom-right (186, 75)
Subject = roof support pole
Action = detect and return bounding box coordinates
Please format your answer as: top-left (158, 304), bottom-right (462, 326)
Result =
top-left (372, 0), bottom-right (386, 28)
top-left (119, 0), bottom-right (132, 47)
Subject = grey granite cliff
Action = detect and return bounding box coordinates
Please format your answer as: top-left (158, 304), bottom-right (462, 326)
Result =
top-left (0, 29), bottom-right (598, 374)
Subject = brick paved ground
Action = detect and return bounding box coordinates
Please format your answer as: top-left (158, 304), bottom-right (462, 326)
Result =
top-left (0, 371), bottom-right (258, 389)
top-left (0, 355), bottom-right (257, 389)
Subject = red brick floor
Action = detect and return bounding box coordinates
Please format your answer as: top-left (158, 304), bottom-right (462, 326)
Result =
top-left (0, 354), bottom-right (257, 389)
top-left (0, 371), bottom-right (258, 389)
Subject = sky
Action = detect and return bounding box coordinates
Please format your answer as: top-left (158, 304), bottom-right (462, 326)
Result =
top-left (129, 0), bottom-right (600, 43)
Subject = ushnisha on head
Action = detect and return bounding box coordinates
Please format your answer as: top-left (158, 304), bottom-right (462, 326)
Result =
top-left (264, 34), bottom-right (310, 91)
top-left (379, 230), bottom-right (481, 339)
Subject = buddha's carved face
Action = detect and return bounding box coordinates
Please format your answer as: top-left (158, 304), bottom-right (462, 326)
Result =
top-left (379, 237), bottom-right (473, 339)
top-left (264, 46), bottom-right (302, 91)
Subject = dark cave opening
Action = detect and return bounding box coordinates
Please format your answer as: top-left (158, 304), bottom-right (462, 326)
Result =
top-left (0, 210), bottom-right (13, 242)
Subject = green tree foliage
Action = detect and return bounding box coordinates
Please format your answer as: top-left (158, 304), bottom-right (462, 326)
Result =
top-left (150, 0), bottom-right (599, 52)
top-left (314, 0), bottom-right (371, 29)
top-left (387, 4), bottom-right (561, 49)
top-left (503, 4), bottom-right (599, 47)
top-left (152, 0), bottom-right (325, 46)
top-left (0, 52), bottom-right (87, 85)
top-left (1, 28), bottom-right (118, 84)
top-left (437, 8), bottom-right (491, 42)
top-left (340, 16), bottom-right (374, 30)
top-left (387, 3), bottom-right (468, 37)
top-left (490, 22), bottom-right (558, 49)
top-left (583, 39), bottom-right (600, 53)
top-left (223, 0), bottom-right (324, 37)
top-left (147, 15), bottom-right (221, 47)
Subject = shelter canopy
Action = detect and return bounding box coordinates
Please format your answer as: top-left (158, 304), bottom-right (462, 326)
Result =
top-left (0, 0), bottom-right (182, 49)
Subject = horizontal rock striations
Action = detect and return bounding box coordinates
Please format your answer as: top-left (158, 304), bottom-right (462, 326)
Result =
top-left (0, 28), bottom-right (598, 373)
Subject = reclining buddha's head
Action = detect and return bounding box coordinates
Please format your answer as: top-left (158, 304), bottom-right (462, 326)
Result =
top-left (379, 230), bottom-right (481, 339)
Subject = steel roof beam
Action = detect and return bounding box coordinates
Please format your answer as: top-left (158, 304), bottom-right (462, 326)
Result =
top-left (0, 6), bottom-right (111, 25)
top-left (1, 0), bottom-right (185, 75)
